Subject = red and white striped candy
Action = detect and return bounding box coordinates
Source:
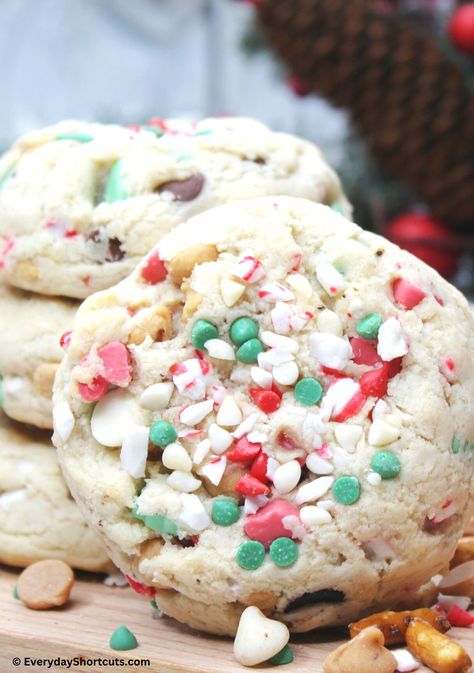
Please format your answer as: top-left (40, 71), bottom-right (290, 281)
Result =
top-left (258, 282), bottom-right (294, 303)
top-left (232, 256), bottom-right (265, 283)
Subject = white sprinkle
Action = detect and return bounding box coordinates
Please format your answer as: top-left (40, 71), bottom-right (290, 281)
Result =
top-left (334, 425), bottom-right (362, 453)
top-left (310, 332), bottom-right (353, 370)
top-left (306, 453), bottom-right (334, 475)
top-left (273, 361), bottom-right (299, 386)
top-left (216, 396), bottom-right (242, 427)
top-left (120, 424), bottom-right (149, 478)
top-left (167, 471), bottom-right (202, 493)
top-left (204, 338), bottom-right (236, 361)
top-left (270, 302), bottom-right (293, 334)
top-left (90, 390), bottom-right (136, 447)
top-left (179, 399), bottom-right (214, 426)
top-left (247, 432), bottom-right (268, 443)
top-left (250, 366), bottom-right (273, 390)
top-left (178, 493), bottom-right (211, 532)
top-left (392, 649), bottom-right (420, 672)
top-left (368, 419), bottom-right (400, 446)
top-left (0, 489), bottom-right (27, 511)
top-left (367, 472), bottom-right (382, 486)
top-left (53, 400), bottom-right (75, 442)
top-left (266, 457), bottom-right (280, 480)
top-left (233, 412), bottom-right (259, 439)
top-left (272, 460), bottom-right (301, 494)
top-left (162, 442), bottom-right (192, 472)
top-left (193, 439), bottom-right (211, 465)
top-left (286, 273), bottom-right (312, 300)
top-left (201, 456), bottom-right (227, 486)
top-left (372, 399), bottom-right (389, 420)
top-left (244, 495), bottom-right (269, 514)
top-left (139, 382), bottom-right (174, 410)
top-left (295, 476), bottom-right (334, 505)
top-left (300, 505), bottom-right (332, 527)
top-left (317, 309), bottom-right (342, 336)
top-left (316, 261), bottom-right (346, 296)
top-left (377, 317), bottom-right (409, 361)
top-left (259, 282), bottom-right (294, 302)
top-left (207, 424), bottom-right (233, 454)
top-left (261, 331), bottom-right (299, 353)
top-left (257, 348), bottom-right (294, 371)
top-left (220, 278), bottom-right (245, 307)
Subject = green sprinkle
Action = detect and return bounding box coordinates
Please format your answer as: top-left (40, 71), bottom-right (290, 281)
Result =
top-left (191, 319), bottom-right (219, 350)
top-left (150, 599), bottom-right (158, 609)
top-left (236, 540), bottom-right (266, 570)
top-left (109, 625), bottom-right (138, 651)
top-left (333, 262), bottom-right (345, 275)
top-left (452, 436), bottom-right (461, 453)
top-left (230, 317), bottom-right (259, 346)
top-left (333, 476), bottom-right (361, 505)
top-left (56, 132), bottom-right (93, 143)
top-left (269, 538), bottom-right (299, 568)
top-left (267, 645), bottom-right (294, 665)
top-left (370, 451), bottom-right (401, 479)
top-left (150, 420), bottom-right (177, 447)
top-left (236, 338), bottom-right (264, 364)
top-left (330, 203), bottom-right (343, 214)
top-left (356, 313), bottom-right (383, 340)
top-left (13, 585), bottom-right (19, 600)
top-left (211, 499), bottom-right (241, 526)
top-left (294, 378), bottom-right (323, 406)
top-left (143, 514), bottom-right (177, 535)
top-left (103, 160), bottom-right (128, 203)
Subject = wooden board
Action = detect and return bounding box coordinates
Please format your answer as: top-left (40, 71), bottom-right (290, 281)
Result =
top-left (1, 564), bottom-right (474, 673)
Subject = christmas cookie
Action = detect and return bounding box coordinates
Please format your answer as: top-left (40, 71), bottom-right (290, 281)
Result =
top-left (0, 117), bottom-right (349, 299)
top-left (0, 413), bottom-right (111, 571)
top-left (52, 197), bottom-right (474, 634)
top-left (0, 285), bottom-right (77, 429)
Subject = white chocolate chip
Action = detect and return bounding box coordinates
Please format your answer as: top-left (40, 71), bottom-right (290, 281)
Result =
top-left (178, 493), bottom-right (211, 532)
top-left (260, 331), bottom-right (299, 353)
top-left (258, 348), bottom-right (294, 371)
top-left (201, 456), bottom-right (227, 486)
top-left (272, 460), bottom-right (301, 494)
top-left (317, 499), bottom-right (335, 511)
top-left (306, 453), bottom-right (334, 475)
top-left (120, 424), bottom-right (149, 478)
top-left (208, 424), bottom-right (233, 454)
top-left (372, 399), bottom-right (389, 420)
top-left (53, 401), bottom-right (75, 442)
top-left (179, 399), bottom-right (214, 426)
top-left (316, 261), bottom-right (346, 296)
top-left (377, 317), bottom-right (409, 361)
top-left (139, 382), bottom-right (174, 410)
top-left (220, 278), bottom-right (245, 307)
top-left (286, 273), bottom-right (312, 300)
top-left (0, 489), bottom-right (27, 511)
top-left (310, 333), bottom-right (353, 370)
top-left (392, 649), bottom-right (420, 672)
top-left (270, 301), bottom-right (293, 334)
top-left (233, 606), bottom-right (290, 667)
top-left (334, 425), bottom-right (362, 453)
top-left (273, 360), bottom-right (299, 386)
top-left (266, 457), bottom-right (280, 480)
top-left (367, 472), bottom-right (382, 486)
top-left (368, 419), bottom-right (400, 446)
top-left (247, 431), bottom-right (268, 443)
top-left (300, 505), bottom-right (332, 527)
top-left (317, 309), bottom-right (342, 336)
top-left (250, 366), bottom-right (273, 390)
top-left (167, 471), bottom-right (202, 493)
top-left (162, 442), bottom-right (192, 472)
top-left (295, 476), bottom-right (334, 505)
top-left (233, 412), bottom-right (259, 439)
top-left (204, 338), bottom-right (236, 361)
top-left (216, 396), bottom-right (242, 427)
top-left (90, 389), bottom-right (138, 447)
top-left (193, 439), bottom-right (211, 464)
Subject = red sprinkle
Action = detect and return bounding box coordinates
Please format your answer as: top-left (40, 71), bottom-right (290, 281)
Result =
top-left (360, 364), bottom-right (389, 398)
top-left (244, 499), bottom-right (301, 548)
top-left (125, 575), bottom-right (156, 598)
top-left (60, 331), bottom-right (72, 350)
top-left (392, 278), bottom-right (426, 310)
top-left (446, 604), bottom-right (474, 627)
top-left (235, 473), bottom-right (269, 497)
top-left (140, 251), bottom-right (168, 284)
top-left (250, 451), bottom-right (269, 483)
top-left (350, 337), bottom-right (382, 367)
top-left (98, 342), bottom-right (132, 387)
top-left (78, 376), bottom-right (109, 402)
top-left (64, 229), bottom-right (78, 238)
top-left (249, 388), bottom-right (281, 414)
top-left (227, 437), bottom-right (262, 463)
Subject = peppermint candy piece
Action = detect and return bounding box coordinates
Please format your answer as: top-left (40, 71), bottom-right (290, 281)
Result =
top-left (315, 261), bottom-right (346, 296)
top-left (232, 256), bottom-right (265, 283)
top-left (53, 401), bottom-right (75, 442)
top-left (178, 493), bottom-right (211, 532)
top-left (258, 282), bottom-right (294, 303)
top-left (179, 399), bottom-right (214, 426)
top-left (377, 317), bottom-right (409, 361)
top-left (120, 424), bottom-right (149, 478)
top-left (310, 333), bottom-right (353, 370)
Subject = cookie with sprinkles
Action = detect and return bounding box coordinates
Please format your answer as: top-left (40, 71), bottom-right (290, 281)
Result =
top-left (0, 284), bottom-right (77, 429)
top-left (0, 118), bottom-right (348, 299)
top-left (53, 197), bottom-right (474, 635)
top-left (0, 412), bottom-right (112, 571)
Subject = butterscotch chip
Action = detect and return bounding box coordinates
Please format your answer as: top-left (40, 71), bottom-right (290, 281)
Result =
top-left (33, 362), bottom-right (58, 397)
top-left (17, 559), bottom-right (74, 609)
top-left (169, 244), bottom-right (218, 287)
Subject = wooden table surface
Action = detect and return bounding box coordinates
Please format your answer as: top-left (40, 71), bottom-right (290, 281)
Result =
top-left (1, 564), bottom-right (473, 673)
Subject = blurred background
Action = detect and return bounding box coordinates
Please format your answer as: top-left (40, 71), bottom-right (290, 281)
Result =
top-left (0, 0), bottom-right (472, 289)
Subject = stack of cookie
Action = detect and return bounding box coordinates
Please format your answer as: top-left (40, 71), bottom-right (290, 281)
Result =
top-left (0, 117), bottom-right (348, 574)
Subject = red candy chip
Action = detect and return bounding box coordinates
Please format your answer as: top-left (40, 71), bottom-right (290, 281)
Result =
top-left (78, 376), bottom-right (110, 402)
top-left (125, 575), bottom-right (156, 599)
top-left (446, 604), bottom-right (474, 628)
top-left (350, 337), bottom-right (382, 367)
top-left (360, 364), bottom-right (389, 398)
top-left (60, 330), bottom-right (72, 350)
top-left (244, 499), bottom-right (301, 549)
top-left (249, 388), bottom-right (281, 414)
top-left (98, 342), bottom-right (132, 387)
top-left (140, 251), bottom-right (168, 284)
top-left (234, 473), bottom-right (270, 497)
top-left (227, 436), bottom-right (262, 463)
top-left (332, 389), bottom-right (366, 422)
top-left (250, 451), bottom-right (269, 483)
top-left (392, 278), bottom-right (426, 310)
top-left (387, 357), bottom-right (402, 379)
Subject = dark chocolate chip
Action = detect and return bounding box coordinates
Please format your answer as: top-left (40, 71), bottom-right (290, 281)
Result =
top-left (252, 157), bottom-right (266, 165)
top-left (156, 173), bottom-right (205, 202)
top-left (87, 229), bottom-right (102, 244)
top-left (284, 589), bottom-right (345, 613)
top-left (86, 229), bottom-right (125, 263)
top-left (107, 237), bottom-right (125, 262)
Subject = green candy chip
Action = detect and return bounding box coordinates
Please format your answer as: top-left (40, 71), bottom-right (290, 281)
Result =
top-left (236, 541), bottom-right (265, 570)
top-left (269, 537), bottom-right (299, 568)
top-left (103, 160), bottom-right (128, 203)
top-left (191, 319), bottom-right (219, 350)
top-left (294, 378), bottom-right (323, 406)
top-left (356, 313), bottom-right (383, 340)
top-left (236, 338), bottom-right (264, 364)
top-left (370, 451), bottom-right (401, 479)
top-left (230, 317), bottom-right (259, 346)
top-left (56, 132), bottom-right (93, 143)
top-left (132, 507), bottom-right (177, 535)
top-left (13, 585), bottom-right (19, 600)
top-left (211, 499), bottom-right (241, 526)
top-left (267, 645), bottom-right (294, 665)
top-left (109, 625), bottom-right (138, 651)
top-left (333, 476), bottom-right (361, 505)
top-left (149, 420), bottom-right (177, 447)
top-left (452, 436), bottom-right (462, 454)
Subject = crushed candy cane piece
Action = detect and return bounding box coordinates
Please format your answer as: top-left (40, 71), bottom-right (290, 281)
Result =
top-left (244, 495), bottom-right (269, 514)
top-left (271, 302), bottom-right (293, 334)
top-left (377, 318), bottom-right (409, 361)
top-left (233, 412), bottom-right (259, 439)
top-left (201, 456), bottom-right (227, 486)
top-left (179, 399), bottom-right (214, 426)
top-left (235, 473), bottom-right (269, 497)
top-left (392, 648), bottom-right (420, 672)
top-left (392, 278), bottom-right (426, 310)
top-left (120, 424), bottom-right (149, 478)
top-left (258, 282), bottom-right (294, 302)
top-left (445, 604), bottom-right (474, 627)
top-left (261, 331), bottom-right (299, 353)
top-left (227, 436), bottom-right (262, 462)
top-left (193, 439), bottom-right (211, 464)
top-left (258, 348), bottom-right (294, 371)
top-left (178, 493), bottom-right (211, 532)
top-left (310, 333), bottom-right (353, 370)
top-left (321, 378), bottom-right (364, 422)
top-left (233, 256), bottom-right (265, 283)
top-left (172, 358), bottom-right (212, 400)
top-left (316, 261), bottom-right (346, 296)
top-left (53, 401), bottom-right (75, 441)
top-left (140, 251), bottom-right (167, 284)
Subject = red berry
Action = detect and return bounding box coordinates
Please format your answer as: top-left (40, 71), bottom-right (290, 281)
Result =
top-left (449, 4), bottom-right (474, 57)
top-left (250, 451), bottom-right (269, 483)
top-left (360, 364), bottom-right (389, 398)
top-left (392, 278), bottom-right (426, 310)
top-left (125, 575), bottom-right (156, 598)
top-left (140, 251), bottom-right (168, 284)
top-left (446, 604), bottom-right (474, 627)
top-left (77, 376), bottom-right (109, 402)
top-left (249, 388), bottom-right (281, 413)
top-left (350, 337), bottom-right (382, 367)
top-left (227, 437), bottom-right (262, 462)
top-left (234, 473), bottom-right (270, 497)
